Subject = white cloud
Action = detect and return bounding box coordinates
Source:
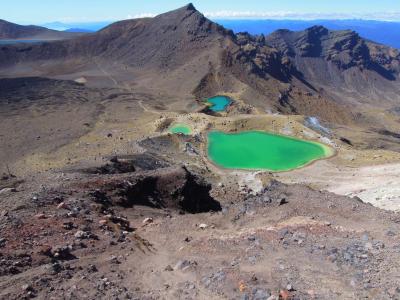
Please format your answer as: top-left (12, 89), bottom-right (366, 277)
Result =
top-left (48, 10), bottom-right (400, 24)
top-left (128, 13), bottom-right (156, 19)
top-left (205, 11), bottom-right (295, 19)
top-left (204, 11), bottom-right (400, 21)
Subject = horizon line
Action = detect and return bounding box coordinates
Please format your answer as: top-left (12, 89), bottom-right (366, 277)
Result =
top-left (5, 9), bottom-right (400, 25)
top-left (30, 17), bottom-right (400, 26)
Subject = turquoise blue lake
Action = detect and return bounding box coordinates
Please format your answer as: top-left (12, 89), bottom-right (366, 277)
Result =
top-left (207, 96), bottom-right (232, 112)
top-left (208, 130), bottom-right (333, 171)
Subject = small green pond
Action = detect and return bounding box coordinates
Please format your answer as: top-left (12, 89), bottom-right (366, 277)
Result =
top-left (169, 123), bottom-right (192, 135)
top-left (207, 131), bottom-right (332, 171)
top-left (207, 96), bottom-right (232, 112)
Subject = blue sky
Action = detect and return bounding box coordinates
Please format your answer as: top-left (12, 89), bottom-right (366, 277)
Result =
top-left (2, 0), bottom-right (400, 24)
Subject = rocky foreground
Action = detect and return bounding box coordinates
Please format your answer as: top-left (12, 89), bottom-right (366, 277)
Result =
top-left (1, 153), bottom-right (400, 300)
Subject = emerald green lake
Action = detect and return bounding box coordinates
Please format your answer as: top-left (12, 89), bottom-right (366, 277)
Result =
top-left (207, 131), bottom-right (332, 171)
top-left (169, 123), bottom-right (192, 135)
top-left (207, 96), bottom-right (232, 112)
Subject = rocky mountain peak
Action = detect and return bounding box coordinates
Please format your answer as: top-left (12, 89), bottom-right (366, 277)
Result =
top-left (158, 3), bottom-right (202, 19)
top-left (183, 3), bottom-right (196, 11)
top-left (305, 25), bottom-right (329, 36)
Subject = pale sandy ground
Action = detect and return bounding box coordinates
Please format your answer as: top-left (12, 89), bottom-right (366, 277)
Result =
top-left (275, 160), bottom-right (400, 212)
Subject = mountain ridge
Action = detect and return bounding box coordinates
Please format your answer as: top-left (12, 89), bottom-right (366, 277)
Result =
top-left (218, 19), bottom-right (400, 49)
top-left (0, 3), bottom-right (399, 124)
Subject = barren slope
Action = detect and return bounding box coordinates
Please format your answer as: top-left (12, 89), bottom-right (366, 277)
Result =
top-left (265, 26), bottom-right (400, 107)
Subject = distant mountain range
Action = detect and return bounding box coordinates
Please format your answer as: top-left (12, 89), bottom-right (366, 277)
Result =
top-left (40, 19), bottom-right (400, 49)
top-left (42, 21), bottom-right (109, 32)
top-left (0, 19), bottom-right (86, 40)
top-left (217, 19), bottom-right (400, 49)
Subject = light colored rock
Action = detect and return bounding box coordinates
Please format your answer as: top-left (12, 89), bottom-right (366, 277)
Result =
top-left (99, 219), bottom-right (108, 225)
top-left (143, 217), bottom-right (153, 225)
top-left (199, 223), bottom-right (208, 229)
top-left (74, 77), bottom-right (87, 84)
top-left (0, 188), bottom-right (14, 194)
top-left (35, 213), bottom-right (46, 219)
top-left (21, 284), bottom-right (31, 291)
top-left (74, 230), bottom-right (88, 239)
top-left (57, 202), bottom-right (68, 210)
